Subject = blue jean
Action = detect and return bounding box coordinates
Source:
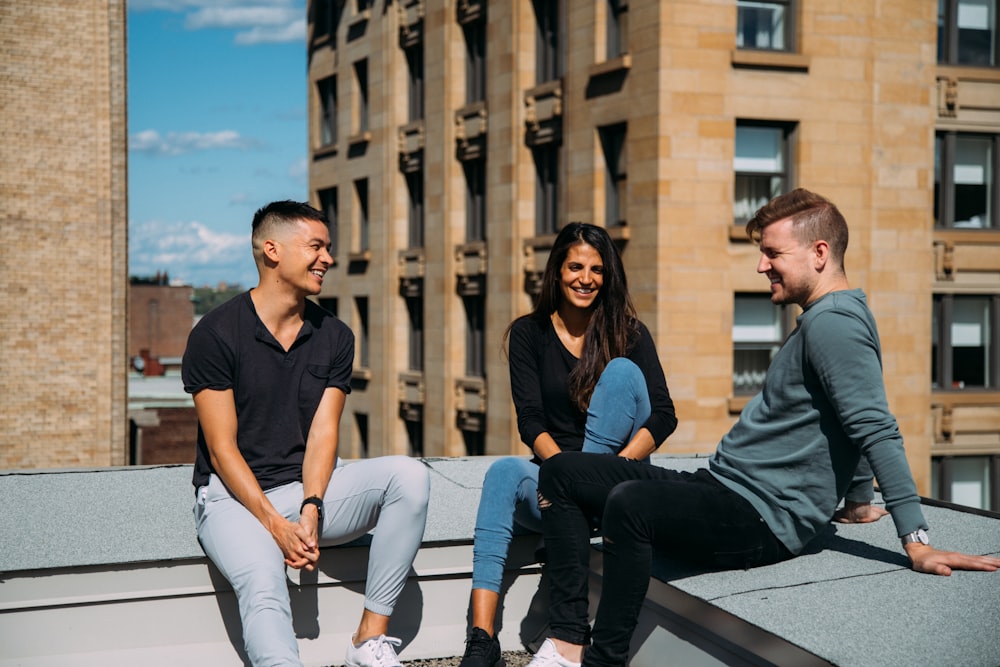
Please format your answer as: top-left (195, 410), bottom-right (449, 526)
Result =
top-left (194, 456), bottom-right (430, 667)
top-left (472, 358), bottom-right (651, 593)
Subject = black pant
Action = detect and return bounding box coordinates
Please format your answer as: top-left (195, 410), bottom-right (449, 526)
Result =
top-left (537, 452), bottom-right (792, 667)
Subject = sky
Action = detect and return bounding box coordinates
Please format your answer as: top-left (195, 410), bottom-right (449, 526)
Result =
top-left (128, 0), bottom-right (308, 288)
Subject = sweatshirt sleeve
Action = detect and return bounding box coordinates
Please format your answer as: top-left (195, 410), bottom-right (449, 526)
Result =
top-left (804, 309), bottom-right (927, 536)
top-left (627, 322), bottom-right (678, 446)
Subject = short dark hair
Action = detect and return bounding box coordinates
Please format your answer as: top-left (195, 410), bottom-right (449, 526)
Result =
top-left (745, 188), bottom-right (849, 269)
top-left (251, 200), bottom-right (327, 262)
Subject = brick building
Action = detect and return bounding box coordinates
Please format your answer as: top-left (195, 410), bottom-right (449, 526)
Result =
top-left (306, 0), bottom-right (1000, 511)
top-left (0, 1), bottom-right (129, 469)
top-left (129, 280), bottom-right (196, 373)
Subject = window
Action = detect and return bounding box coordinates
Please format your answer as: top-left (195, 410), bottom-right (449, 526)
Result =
top-left (405, 419), bottom-right (424, 458)
top-left (734, 121), bottom-right (793, 225)
top-left (533, 0), bottom-right (563, 83)
top-left (733, 294), bottom-right (787, 394)
top-left (354, 178), bottom-right (369, 252)
top-left (318, 297), bottom-right (338, 317)
top-left (406, 46), bottom-right (424, 122)
top-left (737, 0), bottom-right (793, 51)
top-left (462, 430), bottom-right (486, 456)
top-left (355, 296), bottom-right (370, 368)
top-left (932, 455), bottom-right (1000, 512)
top-left (318, 76), bottom-right (337, 148)
top-left (599, 123), bottom-right (627, 227)
top-left (938, 0), bottom-right (999, 66)
top-left (319, 187), bottom-right (338, 258)
top-left (464, 159), bottom-right (486, 242)
top-left (464, 295), bottom-right (486, 378)
top-left (533, 144), bottom-right (560, 235)
top-left (606, 0), bottom-right (628, 59)
top-left (354, 60), bottom-right (369, 134)
top-left (313, 0), bottom-right (345, 45)
top-left (463, 20), bottom-right (486, 104)
top-left (935, 132), bottom-right (998, 229)
top-left (406, 170), bottom-right (424, 249)
top-left (933, 294), bottom-right (1000, 389)
top-left (405, 296), bottom-right (423, 372)
top-left (354, 412), bottom-right (369, 458)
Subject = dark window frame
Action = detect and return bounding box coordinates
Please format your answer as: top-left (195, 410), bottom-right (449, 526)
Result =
top-left (463, 19), bottom-right (487, 104)
top-left (318, 76), bottom-right (338, 148)
top-left (464, 294), bottom-right (486, 378)
top-left (464, 159), bottom-right (487, 242)
top-left (533, 143), bottom-right (560, 236)
top-left (405, 45), bottom-right (425, 122)
top-left (354, 59), bottom-right (369, 133)
top-left (319, 187), bottom-right (339, 259)
top-left (599, 122), bottom-right (627, 227)
top-left (606, 0), bottom-right (629, 59)
top-left (734, 120), bottom-right (796, 226)
top-left (932, 293), bottom-right (1000, 390)
top-left (935, 131), bottom-right (999, 229)
top-left (406, 170), bottom-right (424, 249)
top-left (932, 454), bottom-right (1000, 512)
top-left (355, 178), bottom-right (369, 252)
top-left (405, 295), bottom-right (424, 372)
top-left (938, 0), bottom-right (1000, 67)
top-left (736, 0), bottom-right (796, 52)
top-left (732, 293), bottom-right (790, 395)
top-left (533, 0), bottom-right (564, 83)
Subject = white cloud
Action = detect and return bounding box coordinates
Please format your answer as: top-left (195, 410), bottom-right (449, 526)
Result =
top-left (129, 219), bottom-right (257, 287)
top-left (186, 7), bottom-right (300, 29)
top-left (130, 1), bottom-right (305, 44)
top-left (130, 1), bottom-right (299, 12)
top-left (130, 129), bottom-right (259, 156)
top-left (234, 18), bottom-right (306, 44)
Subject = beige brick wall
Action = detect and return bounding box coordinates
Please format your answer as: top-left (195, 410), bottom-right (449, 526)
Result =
top-left (0, 1), bottom-right (128, 469)
top-left (306, 0), bottom-right (979, 495)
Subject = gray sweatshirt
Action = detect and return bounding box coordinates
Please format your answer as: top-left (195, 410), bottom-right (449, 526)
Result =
top-left (710, 289), bottom-right (927, 554)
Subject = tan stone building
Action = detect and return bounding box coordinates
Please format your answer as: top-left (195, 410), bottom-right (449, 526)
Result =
top-left (307, 0), bottom-right (1000, 511)
top-left (0, 1), bottom-right (129, 469)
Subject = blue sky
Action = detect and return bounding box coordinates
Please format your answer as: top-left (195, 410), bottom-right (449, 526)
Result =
top-left (128, 0), bottom-right (308, 288)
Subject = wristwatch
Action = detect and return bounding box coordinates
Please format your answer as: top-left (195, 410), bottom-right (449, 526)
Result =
top-left (300, 495), bottom-right (324, 523)
top-left (900, 528), bottom-right (929, 547)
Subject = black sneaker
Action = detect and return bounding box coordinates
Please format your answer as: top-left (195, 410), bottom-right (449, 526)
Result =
top-left (459, 627), bottom-right (504, 667)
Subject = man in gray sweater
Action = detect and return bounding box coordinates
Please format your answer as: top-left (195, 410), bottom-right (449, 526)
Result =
top-left (527, 188), bottom-right (1000, 667)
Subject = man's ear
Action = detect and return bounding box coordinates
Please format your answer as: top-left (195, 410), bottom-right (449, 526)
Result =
top-left (813, 239), bottom-right (830, 270)
top-left (262, 238), bottom-right (281, 264)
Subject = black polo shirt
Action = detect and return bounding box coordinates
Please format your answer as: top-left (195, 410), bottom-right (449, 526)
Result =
top-left (183, 292), bottom-right (354, 492)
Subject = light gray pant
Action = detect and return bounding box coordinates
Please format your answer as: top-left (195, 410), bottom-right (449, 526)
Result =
top-left (194, 456), bottom-right (430, 667)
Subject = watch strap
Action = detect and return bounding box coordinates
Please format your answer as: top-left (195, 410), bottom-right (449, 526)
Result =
top-left (300, 495), bottom-right (324, 522)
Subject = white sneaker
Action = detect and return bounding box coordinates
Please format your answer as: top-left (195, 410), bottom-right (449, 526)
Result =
top-left (526, 638), bottom-right (582, 667)
top-left (344, 634), bottom-right (403, 667)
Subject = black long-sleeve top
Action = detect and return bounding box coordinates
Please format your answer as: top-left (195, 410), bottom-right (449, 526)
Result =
top-left (508, 315), bottom-right (677, 461)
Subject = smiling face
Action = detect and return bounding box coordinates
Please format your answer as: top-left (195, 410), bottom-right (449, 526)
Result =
top-left (273, 218), bottom-right (333, 296)
top-left (558, 242), bottom-right (604, 312)
top-left (756, 216), bottom-right (821, 307)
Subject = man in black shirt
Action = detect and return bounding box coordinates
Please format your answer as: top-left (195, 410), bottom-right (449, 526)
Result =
top-left (183, 200), bottom-right (429, 667)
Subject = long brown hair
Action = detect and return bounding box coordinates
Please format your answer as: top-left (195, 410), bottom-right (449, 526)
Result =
top-left (504, 222), bottom-right (639, 411)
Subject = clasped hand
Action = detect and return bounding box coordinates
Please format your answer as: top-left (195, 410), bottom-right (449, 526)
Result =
top-left (270, 514), bottom-right (321, 571)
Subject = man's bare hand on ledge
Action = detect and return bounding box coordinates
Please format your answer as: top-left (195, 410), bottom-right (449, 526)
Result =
top-left (833, 500), bottom-right (888, 524)
top-left (905, 543), bottom-right (1000, 576)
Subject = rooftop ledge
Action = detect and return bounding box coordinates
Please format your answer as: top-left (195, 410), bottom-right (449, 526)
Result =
top-left (1, 456), bottom-right (998, 666)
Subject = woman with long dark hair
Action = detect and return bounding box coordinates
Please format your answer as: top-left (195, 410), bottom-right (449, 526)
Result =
top-left (458, 223), bottom-right (677, 667)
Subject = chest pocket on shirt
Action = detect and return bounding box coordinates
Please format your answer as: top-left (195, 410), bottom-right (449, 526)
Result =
top-left (300, 365), bottom-right (334, 418)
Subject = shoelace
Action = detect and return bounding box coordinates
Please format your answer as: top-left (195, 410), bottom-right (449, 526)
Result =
top-left (367, 635), bottom-right (403, 667)
top-left (465, 632), bottom-right (494, 657)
